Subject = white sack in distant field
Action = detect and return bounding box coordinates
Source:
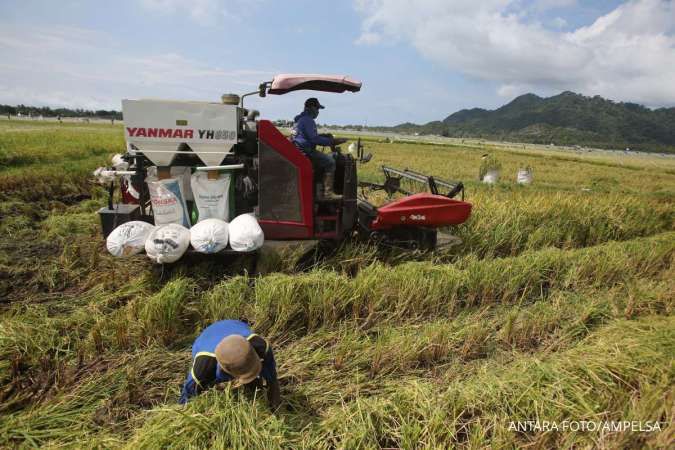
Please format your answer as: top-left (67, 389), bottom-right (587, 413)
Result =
top-left (517, 169), bottom-right (533, 185)
top-left (228, 213), bottom-right (264, 252)
top-left (348, 142), bottom-right (357, 155)
top-left (145, 224), bottom-right (190, 263)
top-left (191, 171), bottom-right (232, 222)
top-left (106, 221), bottom-right (154, 257)
top-left (146, 174), bottom-right (190, 228)
top-left (482, 170), bottom-right (500, 184)
top-left (190, 218), bottom-right (229, 254)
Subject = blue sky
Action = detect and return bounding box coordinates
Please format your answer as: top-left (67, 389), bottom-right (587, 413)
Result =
top-left (1, 0), bottom-right (673, 125)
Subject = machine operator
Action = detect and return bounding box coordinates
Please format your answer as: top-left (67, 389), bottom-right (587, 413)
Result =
top-left (292, 97), bottom-right (347, 200)
top-left (180, 319), bottom-right (281, 409)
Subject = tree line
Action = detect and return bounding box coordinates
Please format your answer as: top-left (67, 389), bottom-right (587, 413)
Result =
top-left (0, 104), bottom-right (122, 120)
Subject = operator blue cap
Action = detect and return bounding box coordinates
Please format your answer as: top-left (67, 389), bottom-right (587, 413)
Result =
top-left (305, 98), bottom-right (325, 109)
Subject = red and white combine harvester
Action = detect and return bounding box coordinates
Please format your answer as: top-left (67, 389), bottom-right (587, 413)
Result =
top-left (98, 74), bottom-right (472, 260)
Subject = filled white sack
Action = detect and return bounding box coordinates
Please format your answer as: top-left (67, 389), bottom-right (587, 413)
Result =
top-left (190, 219), bottom-right (229, 254)
top-left (517, 169), bottom-right (533, 185)
top-left (145, 224), bottom-right (190, 263)
top-left (106, 221), bottom-right (154, 257)
top-left (146, 174), bottom-right (191, 228)
top-left (347, 142), bottom-right (357, 155)
top-left (191, 171), bottom-right (232, 222)
top-left (146, 166), bottom-right (194, 201)
top-left (482, 170), bottom-right (500, 184)
top-left (228, 213), bottom-right (264, 252)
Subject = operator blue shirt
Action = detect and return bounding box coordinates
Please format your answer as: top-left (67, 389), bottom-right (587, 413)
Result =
top-left (292, 110), bottom-right (332, 151)
top-left (179, 320), bottom-right (278, 404)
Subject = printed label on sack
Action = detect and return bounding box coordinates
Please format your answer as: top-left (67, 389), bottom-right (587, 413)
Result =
top-left (148, 179), bottom-right (190, 227)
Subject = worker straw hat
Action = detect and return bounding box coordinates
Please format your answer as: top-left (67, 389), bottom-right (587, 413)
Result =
top-left (215, 335), bottom-right (262, 387)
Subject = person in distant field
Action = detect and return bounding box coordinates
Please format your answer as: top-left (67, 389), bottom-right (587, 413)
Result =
top-left (180, 319), bottom-right (280, 409)
top-left (292, 97), bottom-right (347, 200)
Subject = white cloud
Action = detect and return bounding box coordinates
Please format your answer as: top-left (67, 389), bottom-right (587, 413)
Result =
top-left (532, 0), bottom-right (577, 13)
top-left (0, 25), bottom-right (276, 109)
top-left (354, 0), bottom-right (675, 107)
top-left (139, 0), bottom-right (248, 25)
top-left (355, 31), bottom-right (382, 45)
top-left (550, 16), bottom-right (568, 28)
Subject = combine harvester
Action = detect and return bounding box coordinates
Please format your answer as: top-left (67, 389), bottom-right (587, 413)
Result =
top-left (97, 74), bottom-right (472, 263)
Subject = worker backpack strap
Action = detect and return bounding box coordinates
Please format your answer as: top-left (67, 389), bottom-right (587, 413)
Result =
top-left (191, 352), bottom-right (218, 391)
top-left (247, 334), bottom-right (270, 359)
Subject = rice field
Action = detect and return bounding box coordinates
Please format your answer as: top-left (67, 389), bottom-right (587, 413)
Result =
top-left (0, 119), bottom-right (673, 448)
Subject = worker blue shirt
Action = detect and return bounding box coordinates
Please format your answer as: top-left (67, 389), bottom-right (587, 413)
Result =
top-left (292, 110), bottom-right (332, 151)
top-left (179, 320), bottom-right (277, 404)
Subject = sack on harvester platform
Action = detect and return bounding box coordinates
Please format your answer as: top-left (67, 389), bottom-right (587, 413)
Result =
top-left (190, 218), bottom-right (229, 254)
top-left (145, 224), bottom-right (191, 263)
top-left (191, 171), bottom-right (232, 222)
top-left (146, 175), bottom-right (190, 228)
top-left (228, 213), bottom-right (264, 252)
top-left (106, 221), bottom-right (154, 257)
top-left (147, 166), bottom-right (194, 201)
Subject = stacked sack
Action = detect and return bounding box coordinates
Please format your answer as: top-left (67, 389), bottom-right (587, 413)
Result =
top-left (104, 167), bottom-right (264, 261)
top-left (106, 221), bottom-right (155, 257)
top-left (145, 167), bottom-right (192, 228)
top-left (189, 170), bottom-right (231, 254)
top-left (228, 213), bottom-right (264, 252)
top-left (105, 216), bottom-right (263, 261)
top-left (190, 218), bottom-right (229, 254)
top-left (145, 223), bottom-right (191, 263)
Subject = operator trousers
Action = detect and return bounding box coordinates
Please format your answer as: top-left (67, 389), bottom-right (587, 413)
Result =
top-left (301, 149), bottom-right (335, 176)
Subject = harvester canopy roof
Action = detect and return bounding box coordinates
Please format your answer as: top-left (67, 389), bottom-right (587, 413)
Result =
top-left (268, 74), bottom-right (362, 95)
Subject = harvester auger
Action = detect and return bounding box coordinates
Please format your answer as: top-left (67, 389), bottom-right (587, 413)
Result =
top-left (97, 73), bottom-right (472, 264)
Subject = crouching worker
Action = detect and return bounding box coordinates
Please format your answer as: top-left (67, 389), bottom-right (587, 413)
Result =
top-left (179, 319), bottom-right (280, 409)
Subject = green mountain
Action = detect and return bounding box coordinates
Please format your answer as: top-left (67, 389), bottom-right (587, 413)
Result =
top-left (392, 92), bottom-right (675, 153)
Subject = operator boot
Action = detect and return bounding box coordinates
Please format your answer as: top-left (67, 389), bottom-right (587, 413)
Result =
top-left (322, 172), bottom-right (342, 200)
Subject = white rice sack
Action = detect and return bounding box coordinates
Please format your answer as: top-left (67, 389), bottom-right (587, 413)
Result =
top-left (172, 166), bottom-right (194, 202)
top-left (347, 142), bottom-right (357, 155)
top-left (145, 224), bottom-right (191, 264)
top-left (190, 219), bottom-right (229, 254)
top-left (106, 221), bottom-right (154, 257)
top-left (228, 213), bottom-right (264, 252)
top-left (191, 171), bottom-right (232, 222)
top-left (147, 166), bottom-right (194, 201)
top-left (517, 169), bottom-right (533, 185)
top-left (146, 174), bottom-right (191, 228)
top-left (482, 170), bottom-right (500, 184)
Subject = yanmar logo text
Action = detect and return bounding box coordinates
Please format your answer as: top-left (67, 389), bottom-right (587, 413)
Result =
top-left (126, 127), bottom-right (236, 140)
